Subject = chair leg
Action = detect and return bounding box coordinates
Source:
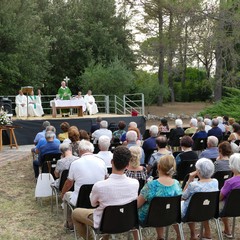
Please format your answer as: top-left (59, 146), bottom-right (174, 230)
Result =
top-left (232, 217), bottom-right (236, 238)
top-left (199, 222), bottom-right (203, 239)
top-left (178, 223), bottom-right (185, 240)
top-left (214, 219), bottom-right (223, 240)
top-left (165, 226), bottom-right (169, 240)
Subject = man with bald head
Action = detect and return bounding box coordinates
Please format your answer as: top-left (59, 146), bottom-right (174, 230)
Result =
top-left (199, 136), bottom-right (219, 159)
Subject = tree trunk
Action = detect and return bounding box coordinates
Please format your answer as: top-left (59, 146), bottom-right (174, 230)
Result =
top-left (167, 11), bottom-right (175, 102)
top-left (157, 5), bottom-right (164, 106)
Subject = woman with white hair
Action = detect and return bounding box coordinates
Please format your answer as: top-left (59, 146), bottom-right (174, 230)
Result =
top-left (220, 153), bottom-right (240, 238)
top-left (182, 158), bottom-right (218, 240)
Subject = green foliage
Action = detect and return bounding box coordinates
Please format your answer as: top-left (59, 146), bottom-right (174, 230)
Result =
top-left (80, 59), bottom-right (134, 96)
top-left (134, 70), bottom-right (169, 105)
top-left (174, 68), bottom-right (212, 101)
top-left (200, 87), bottom-right (240, 119)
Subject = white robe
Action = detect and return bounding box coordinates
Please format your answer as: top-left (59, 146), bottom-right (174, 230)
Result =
top-left (84, 94), bottom-right (98, 115)
top-left (15, 94), bottom-right (27, 117)
top-left (28, 95), bottom-right (44, 117)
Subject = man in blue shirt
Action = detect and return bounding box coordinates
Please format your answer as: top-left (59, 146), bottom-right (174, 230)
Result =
top-left (33, 129), bottom-right (61, 179)
top-left (199, 136), bottom-right (219, 159)
top-left (33, 121), bottom-right (50, 145)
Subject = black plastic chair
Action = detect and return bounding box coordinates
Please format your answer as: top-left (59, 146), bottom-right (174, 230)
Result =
top-left (182, 191), bottom-right (222, 239)
top-left (212, 171), bottom-right (233, 190)
top-left (140, 196), bottom-right (184, 240)
top-left (138, 179), bottom-right (146, 195)
top-left (219, 189), bottom-right (240, 238)
top-left (172, 151), bottom-right (183, 158)
top-left (41, 153), bottom-right (62, 179)
top-left (159, 132), bottom-right (170, 139)
top-left (75, 184), bottom-right (94, 208)
top-left (175, 159), bottom-right (197, 181)
top-left (51, 169), bottom-right (74, 214)
top-left (192, 138), bottom-right (207, 151)
top-left (91, 200), bottom-right (140, 240)
top-left (144, 148), bottom-right (157, 164)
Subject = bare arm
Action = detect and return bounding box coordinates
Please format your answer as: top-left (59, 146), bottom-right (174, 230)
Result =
top-left (137, 195), bottom-right (146, 208)
top-left (61, 179), bottom-right (74, 199)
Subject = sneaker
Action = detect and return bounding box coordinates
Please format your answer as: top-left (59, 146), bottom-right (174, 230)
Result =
top-left (222, 231), bottom-right (233, 239)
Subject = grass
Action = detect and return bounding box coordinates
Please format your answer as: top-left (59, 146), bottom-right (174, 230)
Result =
top-left (0, 156), bottom-right (239, 240)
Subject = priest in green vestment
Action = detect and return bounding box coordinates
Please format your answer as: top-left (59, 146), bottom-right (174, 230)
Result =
top-left (57, 80), bottom-right (72, 116)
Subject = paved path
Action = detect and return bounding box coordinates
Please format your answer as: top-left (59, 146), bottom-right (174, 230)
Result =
top-left (0, 144), bottom-right (33, 166)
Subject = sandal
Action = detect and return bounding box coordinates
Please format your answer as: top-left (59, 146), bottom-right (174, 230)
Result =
top-left (222, 231), bottom-right (233, 239)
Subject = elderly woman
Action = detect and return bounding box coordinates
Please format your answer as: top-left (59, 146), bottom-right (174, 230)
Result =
top-left (192, 122), bottom-right (207, 140)
top-left (214, 141), bottom-right (232, 172)
top-left (65, 126), bottom-right (80, 157)
top-left (125, 146), bottom-right (147, 181)
top-left (138, 155), bottom-right (182, 240)
top-left (58, 122), bottom-right (70, 142)
top-left (54, 143), bottom-right (79, 188)
top-left (220, 153), bottom-right (240, 238)
top-left (147, 136), bottom-right (172, 174)
top-left (175, 136), bottom-right (198, 165)
top-left (182, 158), bottom-right (218, 240)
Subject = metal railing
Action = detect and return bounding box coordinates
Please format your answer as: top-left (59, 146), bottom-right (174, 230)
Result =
top-left (4, 93), bottom-right (145, 116)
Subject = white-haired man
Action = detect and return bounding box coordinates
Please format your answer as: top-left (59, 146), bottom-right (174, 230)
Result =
top-left (95, 135), bottom-right (113, 167)
top-left (126, 130), bottom-right (145, 164)
top-left (142, 125), bottom-right (158, 162)
top-left (184, 118), bottom-right (198, 135)
top-left (61, 140), bottom-right (107, 230)
top-left (204, 118), bottom-right (212, 133)
top-left (92, 120), bottom-right (112, 144)
top-left (199, 136), bottom-right (219, 159)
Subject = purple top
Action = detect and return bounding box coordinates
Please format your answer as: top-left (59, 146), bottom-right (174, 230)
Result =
top-left (221, 175), bottom-right (240, 200)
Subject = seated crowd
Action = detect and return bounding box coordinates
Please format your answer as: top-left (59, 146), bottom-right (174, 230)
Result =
top-left (32, 115), bottom-right (240, 240)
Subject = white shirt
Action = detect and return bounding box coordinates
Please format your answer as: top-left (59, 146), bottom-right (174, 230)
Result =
top-left (68, 153), bottom-right (107, 205)
top-left (90, 174), bottom-right (139, 228)
top-left (95, 151), bottom-right (113, 167)
top-left (205, 125), bottom-right (212, 133)
top-left (92, 129), bottom-right (112, 144)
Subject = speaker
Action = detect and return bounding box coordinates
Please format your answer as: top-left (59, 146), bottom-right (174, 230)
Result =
top-left (0, 98), bottom-right (12, 114)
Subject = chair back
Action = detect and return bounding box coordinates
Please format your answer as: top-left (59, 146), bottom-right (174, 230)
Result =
top-left (144, 195), bottom-right (182, 227)
top-left (193, 138), bottom-right (207, 151)
top-left (175, 159), bottom-right (197, 181)
top-left (159, 132), bottom-right (170, 139)
top-left (144, 148), bottom-right (157, 164)
top-left (220, 189), bottom-right (240, 217)
top-left (182, 191), bottom-right (220, 222)
top-left (99, 200), bottom-right (139, 234)
top-left (59, 170), bottom-right (74, 192)
top-left (41, 153), bottom-right (61, 178)
top-left (75, 184), bottom-right (94, 208)
top-left (35, 173), bottom-right (55, 197)
top-left (138, 179), bottom-right (146, 195)
top-left (212, 171), bottom-right (233, 190)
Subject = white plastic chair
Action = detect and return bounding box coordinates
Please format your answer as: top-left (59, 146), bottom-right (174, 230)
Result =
top-left (35, 173), bottom-right (55, 205)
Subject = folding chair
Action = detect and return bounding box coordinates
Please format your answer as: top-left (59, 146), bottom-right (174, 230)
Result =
top-left (51, 169), bottom-right (74, 215)
top-left (144, 148), bottom-right (157, 164)
top-left (140, 196), bottom-right (184, 240)
top-left (212, 171), bottom-right (233, 190)
top-left (192, 138), bottom-right (207, 152)
top-left (175, 159), bottom-right (197, 181)
top-left (219, 189), bottom-right (240, 239)
top-left (182, 191), bottom-right (222, 239)
top-left (41, 153), bottom-right (61, 179)
top-left (138, 179), bottom-right (146, 195)
top-left (91, 200), bottom-right (140, 240)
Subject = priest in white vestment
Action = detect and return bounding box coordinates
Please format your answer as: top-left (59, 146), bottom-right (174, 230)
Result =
top-left (84, 90), bottom-right (98, 115)
top-left (28, 90), bottom-right (44, 117)
top-left (15, 90), bottom-right (27, 117)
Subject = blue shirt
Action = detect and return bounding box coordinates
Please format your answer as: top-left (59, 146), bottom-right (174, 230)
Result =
top-left (199, 147), bottom-right (219, 159)
top-left (142, 137), bottom-right (157, 152)
top-left (192, 131), bottom-right (207, 140)
top-left (38, 141), bottom-right (61, 165)
top-left (36, 137), bottom-right (60, 151)
top-left (34, 130), bottom-right (46, 144)
top-left (208, 127), bottom-right (223, 138)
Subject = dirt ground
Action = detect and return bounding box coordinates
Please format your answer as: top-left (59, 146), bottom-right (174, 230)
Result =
top-left (145, 102), bottom-right (212, 128)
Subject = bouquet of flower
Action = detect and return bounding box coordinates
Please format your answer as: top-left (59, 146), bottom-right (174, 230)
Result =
top-left (0, 108), bottom-right (12, 125)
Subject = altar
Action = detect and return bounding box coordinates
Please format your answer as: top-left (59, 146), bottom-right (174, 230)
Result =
top-left (50, 99), bottom-right (86, 118)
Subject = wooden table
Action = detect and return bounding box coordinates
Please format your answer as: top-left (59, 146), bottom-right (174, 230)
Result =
top-left (50, 99), bottom-right (86, 118)
top-left (0, 125), bottom-right (20, 151)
